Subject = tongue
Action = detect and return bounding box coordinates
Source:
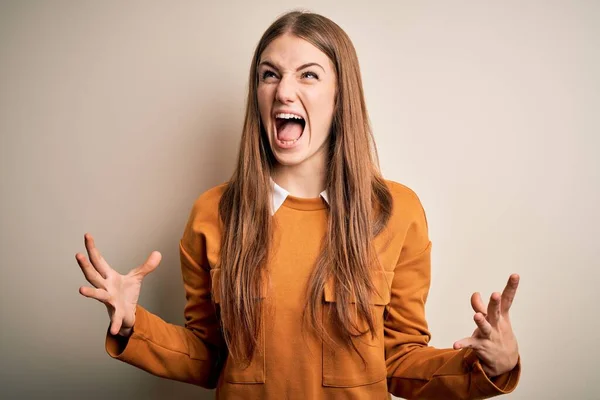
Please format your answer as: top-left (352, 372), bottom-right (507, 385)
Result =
top-left (277, 120), bottom-right (304, 141)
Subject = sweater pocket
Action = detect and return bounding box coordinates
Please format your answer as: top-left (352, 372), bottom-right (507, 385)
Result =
top-left (322, 270), bottom-right (394, 387)
top-left (210, 268), bottom-right (266, 384)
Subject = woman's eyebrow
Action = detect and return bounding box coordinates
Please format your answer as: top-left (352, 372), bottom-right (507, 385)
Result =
top-left (259, 60), bottom-right (326, 73)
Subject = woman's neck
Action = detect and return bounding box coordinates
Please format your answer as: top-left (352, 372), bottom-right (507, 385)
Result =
top-left (272, 160), bottom-right (326, 199)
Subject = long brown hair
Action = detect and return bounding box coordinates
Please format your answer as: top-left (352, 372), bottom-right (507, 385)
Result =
top-left (217, 10), bottom-right (393, 366)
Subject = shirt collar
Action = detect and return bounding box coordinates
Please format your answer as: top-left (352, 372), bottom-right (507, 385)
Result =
top-left (270, 177), bottom-right (329, 215)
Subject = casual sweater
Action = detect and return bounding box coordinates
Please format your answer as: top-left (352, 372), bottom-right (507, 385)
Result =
top-left (105, 179), bottom-right (521, 399)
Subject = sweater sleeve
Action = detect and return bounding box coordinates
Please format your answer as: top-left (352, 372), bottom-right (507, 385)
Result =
top-left (385, 191), bottom-right (521, 399)
top-left (104, 205), bottom-right (225, 388)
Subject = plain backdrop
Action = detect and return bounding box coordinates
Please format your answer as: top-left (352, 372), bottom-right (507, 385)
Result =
top-left (1, 1), bottom-right (598, 399)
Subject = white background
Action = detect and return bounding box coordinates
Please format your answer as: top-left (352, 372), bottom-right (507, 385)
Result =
top-left (1, 1), bottom-right (598, 398)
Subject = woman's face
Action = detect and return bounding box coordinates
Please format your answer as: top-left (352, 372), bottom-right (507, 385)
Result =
top-left (257, 33), bottom-right (337, 170)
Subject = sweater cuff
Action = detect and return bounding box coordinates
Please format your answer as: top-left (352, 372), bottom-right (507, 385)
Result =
top-left (105, 304), bottom-right (150, 360)
top-left (464, 350), bottom-right (521, 396)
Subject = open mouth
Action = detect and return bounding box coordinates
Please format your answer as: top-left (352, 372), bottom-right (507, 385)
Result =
top-left (275, 113), bottom-right (306, 145)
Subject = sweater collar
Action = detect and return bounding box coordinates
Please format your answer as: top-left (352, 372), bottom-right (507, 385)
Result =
top-left (270, 177), bottom-right (329, 215)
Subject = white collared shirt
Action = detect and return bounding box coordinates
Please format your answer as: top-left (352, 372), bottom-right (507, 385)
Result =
top-left (270, 177), bottom-right (329, 215)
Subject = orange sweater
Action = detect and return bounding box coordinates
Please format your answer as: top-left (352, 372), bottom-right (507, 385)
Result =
top-left (106, 180), bottom-right (521, 399)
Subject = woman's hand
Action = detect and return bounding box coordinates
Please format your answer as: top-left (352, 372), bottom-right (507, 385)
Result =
top-left (76, 233), bottom-right (161, 337)
top-left (453, 274), bottom-right (520, 377)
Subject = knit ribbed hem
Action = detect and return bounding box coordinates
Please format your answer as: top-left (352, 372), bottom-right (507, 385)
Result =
top-left (281, 194), bottom-right (328, 210)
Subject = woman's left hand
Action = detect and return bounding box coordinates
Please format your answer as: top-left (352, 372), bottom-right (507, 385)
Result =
top-left (453, 274), bottom-right (520, 378)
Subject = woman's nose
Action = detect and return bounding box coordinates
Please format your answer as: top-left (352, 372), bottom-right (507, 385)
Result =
top-left (275, 76), bottom-right (297, 104)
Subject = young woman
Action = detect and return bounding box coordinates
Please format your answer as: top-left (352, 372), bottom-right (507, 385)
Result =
top-left (76, 11), bottom-right (521, 399)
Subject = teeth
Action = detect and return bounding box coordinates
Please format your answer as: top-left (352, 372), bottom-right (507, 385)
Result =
top-left (275, 112), bottom-right (305, 146)
top-left (275, 113), bottom-right (304, 120)
top-left (279, 137), bottom-right (300, 145)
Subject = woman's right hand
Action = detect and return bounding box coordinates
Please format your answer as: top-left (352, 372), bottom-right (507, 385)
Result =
top-left (76, 233), bottom-right (161, 337)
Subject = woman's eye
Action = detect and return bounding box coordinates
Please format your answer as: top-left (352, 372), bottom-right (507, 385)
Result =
top-left (261, 70), bottom-right (277, 80)
top-left (302, 71), bottom-right (319, 79)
